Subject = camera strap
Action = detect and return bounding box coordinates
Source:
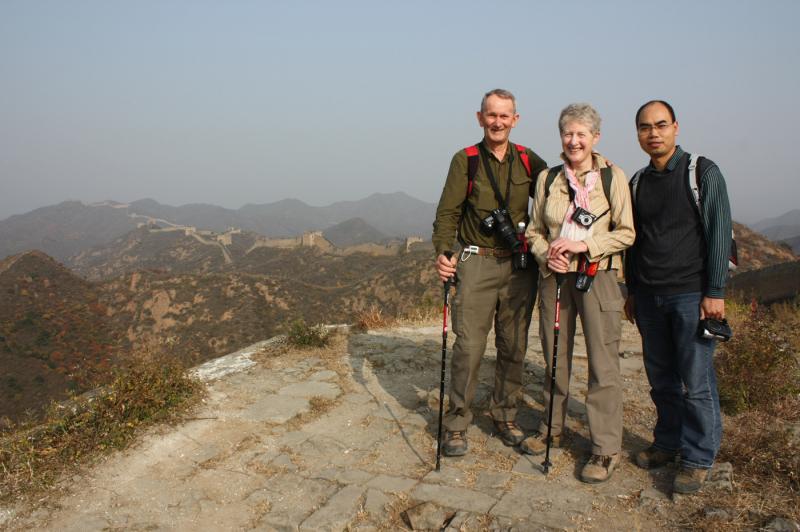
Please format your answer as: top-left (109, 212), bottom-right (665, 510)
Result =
top-left (593, 207), bottom-right (610, 221)
top-left (478, 144), bottom-right (513, 213)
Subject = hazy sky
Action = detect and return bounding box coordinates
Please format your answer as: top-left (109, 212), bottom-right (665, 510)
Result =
top-left (1, 0), bottom-right (798, 224)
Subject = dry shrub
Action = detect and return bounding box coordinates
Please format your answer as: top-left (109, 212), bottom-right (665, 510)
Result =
top-left (355, 297), bottom-right (441, 332)
top-left (353, 305), bottom-right (396, 331)
top-left (397, 301), bottom-right (440, 324)
top-left (716, 302), bottom-right (800, 415)
top-left (683, 300), bottom-right (800, 530)
top-left (0, 357), bottom-right (201, 503)
top-left (720, 396), bottom-right (799, 488)
top-left (687, 395), bottom-right (800, 530)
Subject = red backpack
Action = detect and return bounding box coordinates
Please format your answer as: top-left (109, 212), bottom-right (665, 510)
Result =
top-left (463, 143), bottom-right (532, 199)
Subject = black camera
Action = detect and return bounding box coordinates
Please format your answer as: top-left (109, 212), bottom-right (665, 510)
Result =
top-left (480, 208), bottom-right (521, 251)
top-left (575, 256), bottom-right (599, 292)
top-left (571, 206), bottom-right (597, 228)
top-left (698, 318), bottom-right (732, 342)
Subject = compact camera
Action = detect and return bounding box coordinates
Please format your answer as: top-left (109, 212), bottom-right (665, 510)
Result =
top-left (571, 206), bottom-right (598, 229)
top-left (480, 208), bottom-right (521, 251)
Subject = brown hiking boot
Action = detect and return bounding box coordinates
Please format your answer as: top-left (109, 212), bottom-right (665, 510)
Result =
top-left (580, 453), bottom-right (621, 484)
top-left (493, 420), bottom-right (525, 446)
top-left (673, 466), bottom-right (708, 494)
top-left (519, 432), bottom-right (560, 456)
top-left (442, 430), bottom-right (468, 457)
top-left (635, 445), bottom-right (677, 470)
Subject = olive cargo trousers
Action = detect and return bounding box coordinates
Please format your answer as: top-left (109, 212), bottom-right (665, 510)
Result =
top-left (444, 254), bottom-right (537, 432)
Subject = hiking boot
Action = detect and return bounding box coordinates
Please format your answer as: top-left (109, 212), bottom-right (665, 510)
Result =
top-left (493, 420), bottom-right (525, 446)
top-left (634, 445), bottom-right (677, 470)
top-left (673, 466), bottom-right (708, 494)
top-left (519, 432), bottom-right (560, 456)
top-left (580, 453), bottom-right (621, 484)
top-left (442, 430), bottom-right (468, 457)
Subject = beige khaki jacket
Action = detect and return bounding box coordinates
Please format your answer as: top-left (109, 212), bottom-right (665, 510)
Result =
top-left (525, 153), bottom-right (635, 277)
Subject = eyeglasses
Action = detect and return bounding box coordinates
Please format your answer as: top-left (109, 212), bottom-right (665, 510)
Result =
top-left (637, 121), bottom-right (674, 135)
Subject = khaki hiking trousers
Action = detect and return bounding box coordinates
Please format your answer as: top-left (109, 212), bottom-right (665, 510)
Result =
top-left (537, 270), bottom-right (624, 456)
top-left (444, 253), bottom-right (537, 432)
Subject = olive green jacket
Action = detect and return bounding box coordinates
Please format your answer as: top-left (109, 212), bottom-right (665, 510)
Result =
top-left (432, 140), bottom-right (547, 256)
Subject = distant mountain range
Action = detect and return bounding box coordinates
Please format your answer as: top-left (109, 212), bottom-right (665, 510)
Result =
top-left (0, 192), bottom-right (436, 261)
top-left (2, 210), bottom-right (797, 422)
top-left (753, 209), bottom-right (800, 252)
top-left (323, 217), bottom-right (388, 247)
top-left (66, 224), bottom-right (429, 281)
top-left (0, 244), bottom-right (440, 422)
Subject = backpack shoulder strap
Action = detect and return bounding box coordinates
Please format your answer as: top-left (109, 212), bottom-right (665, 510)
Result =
top-left (629, 167), bottom-right (646, 206)
top-left (464, 145), bottom-right (479, 199)
top-left (545, 165), bottom-right (612, 202)
top-left (600, 167), bottom-right (613, 204)
top-left (513, 143), bottom-right (532, 177)
top-left (599, 167), bottom-right (615, 232)
top-left (687, 152), bottom-right (701, 212)
top-left (544, 165), bottom-right (563, 198)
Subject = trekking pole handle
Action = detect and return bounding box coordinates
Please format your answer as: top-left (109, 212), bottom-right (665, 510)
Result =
top-left (443, 251), bottom-right (455, 292)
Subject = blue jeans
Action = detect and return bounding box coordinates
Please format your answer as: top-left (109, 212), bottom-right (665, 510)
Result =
top-left (634, 292), bottom-right (722, 469)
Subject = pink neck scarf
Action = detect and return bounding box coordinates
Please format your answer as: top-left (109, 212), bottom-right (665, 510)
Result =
top-left (559, 162), bottom-right (599, 241)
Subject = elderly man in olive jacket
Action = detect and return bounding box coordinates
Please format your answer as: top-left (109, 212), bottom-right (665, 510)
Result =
top-left (432, 88), bottom-right (547, 457)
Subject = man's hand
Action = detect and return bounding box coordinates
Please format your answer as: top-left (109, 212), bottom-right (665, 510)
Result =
top-left (624, 296), bottom-right (636, 324)
top-left (548, 237), bottom-right (588, 258)
top-left (436, 253), bottom-right (457, 283)
top-left (700, 297), bottom-right (725, 320)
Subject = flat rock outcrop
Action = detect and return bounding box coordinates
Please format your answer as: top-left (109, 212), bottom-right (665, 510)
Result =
top-left (2, 316), bottom-right (736, 531)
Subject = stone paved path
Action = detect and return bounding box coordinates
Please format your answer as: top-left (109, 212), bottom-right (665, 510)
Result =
top-left (2, 317), bottom-right (718, 531)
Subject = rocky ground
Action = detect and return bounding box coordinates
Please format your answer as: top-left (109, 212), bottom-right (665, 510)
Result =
top-left (1, 314), bottom-right (738, 531)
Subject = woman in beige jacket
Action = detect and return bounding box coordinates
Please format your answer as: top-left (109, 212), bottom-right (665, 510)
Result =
top-left (521, 103), bottom-right (635, 483)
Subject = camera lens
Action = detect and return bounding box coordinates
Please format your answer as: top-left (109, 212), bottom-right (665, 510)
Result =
top-left (491, 209), bottom-right (520, 251)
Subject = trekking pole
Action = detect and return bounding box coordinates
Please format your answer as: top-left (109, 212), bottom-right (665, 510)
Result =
top-left (436, 251), bottom-right (455, 471)
top-left (542, 273), bottom-right (564, 475)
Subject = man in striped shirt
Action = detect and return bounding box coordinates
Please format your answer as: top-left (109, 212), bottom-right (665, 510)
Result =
top-left (624, 100), bottom-right (732, 495)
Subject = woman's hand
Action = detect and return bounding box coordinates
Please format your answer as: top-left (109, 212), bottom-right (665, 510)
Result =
top-left (548, 237), bottom-right (588, 258)
top-left (547, 251), bottom-right (571, 273)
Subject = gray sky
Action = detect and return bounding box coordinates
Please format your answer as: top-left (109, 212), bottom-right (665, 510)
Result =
top-left (1, 0), bottom-right (798, 224)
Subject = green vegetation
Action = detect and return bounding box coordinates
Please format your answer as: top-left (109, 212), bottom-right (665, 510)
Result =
top-left (286, 319), bottom-right (330, 348)
top-left (0, 358), bottom-right (202, 503)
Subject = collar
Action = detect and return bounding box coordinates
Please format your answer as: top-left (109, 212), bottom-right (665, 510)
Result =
top-left (559, 151), bottom-right (606, 176)
top-left (480, 139), bottom-right (514, 162)
top-left (648, 145), bottom-right (685, 172)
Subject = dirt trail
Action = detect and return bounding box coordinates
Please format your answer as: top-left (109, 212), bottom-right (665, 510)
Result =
top-left (1, 315), bottom-right (729, 531)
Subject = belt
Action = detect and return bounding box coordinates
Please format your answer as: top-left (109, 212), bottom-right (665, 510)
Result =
top-left (460, 245), bottom-right (513, 260)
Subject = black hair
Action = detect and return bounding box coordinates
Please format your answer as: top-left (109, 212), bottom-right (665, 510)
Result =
top-left (635, 100), bottom-right (676, 125)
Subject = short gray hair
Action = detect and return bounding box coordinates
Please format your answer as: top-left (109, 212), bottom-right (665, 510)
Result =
top-left (480, 89), bottom-right (516, 113)
top-left (558, 103), bottom-right (601, 134)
